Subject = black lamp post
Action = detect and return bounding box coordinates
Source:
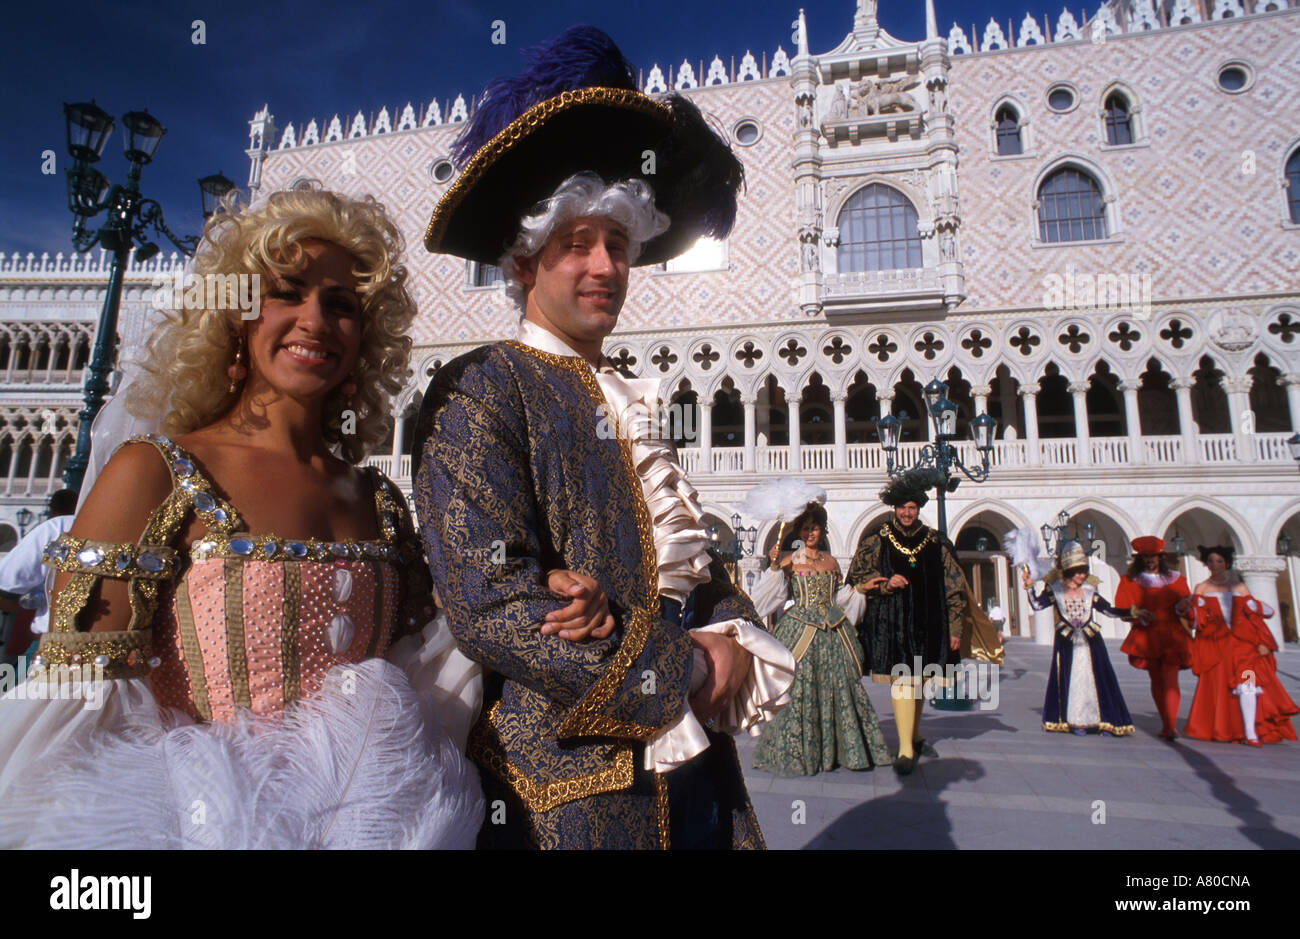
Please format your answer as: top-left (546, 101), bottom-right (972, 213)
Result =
top-left (710, 514), bottom-right (757, 587)
top-left (876, 379), bottom-right (996, 537)
top-left (1041, 511), bottom-right (1104, 560)
top-left (59, 101), bottom-right (235, 495)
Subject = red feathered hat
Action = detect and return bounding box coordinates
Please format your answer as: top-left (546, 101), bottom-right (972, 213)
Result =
top-left (1130, 536), bottom-right (1166, 556)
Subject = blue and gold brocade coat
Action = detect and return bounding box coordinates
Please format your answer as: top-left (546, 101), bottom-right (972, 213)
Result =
top-left (413, 340), bottom-right (764, 849)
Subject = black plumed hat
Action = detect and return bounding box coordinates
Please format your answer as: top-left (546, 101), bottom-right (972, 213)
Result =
top-left (424, 25), bottom-right (744, 267)
top-left (879, 469), bottom-right (937, 508)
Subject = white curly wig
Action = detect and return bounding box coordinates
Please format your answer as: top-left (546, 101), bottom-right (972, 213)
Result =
top-left (498, 171), bottom-right (670, 310)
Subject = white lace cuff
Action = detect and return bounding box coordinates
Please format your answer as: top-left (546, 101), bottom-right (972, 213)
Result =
top-left (642, 617), bottom-right (796, 773)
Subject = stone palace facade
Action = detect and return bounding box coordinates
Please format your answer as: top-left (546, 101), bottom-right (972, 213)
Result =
top-left (2, 0), bottom-right (1298, 645)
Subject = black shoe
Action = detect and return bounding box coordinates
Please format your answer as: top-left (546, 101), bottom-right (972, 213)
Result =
top-left (913, 738), bottom-right (938, 758)
top-left (893, 754), bottom-right (915, 776)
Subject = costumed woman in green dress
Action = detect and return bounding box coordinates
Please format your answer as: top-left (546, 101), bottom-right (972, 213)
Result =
top-left (751, 502), bottom-right (893, 775)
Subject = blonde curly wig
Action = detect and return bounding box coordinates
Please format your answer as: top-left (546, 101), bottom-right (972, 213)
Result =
top-left (128, 185), bottom-right (415, 463)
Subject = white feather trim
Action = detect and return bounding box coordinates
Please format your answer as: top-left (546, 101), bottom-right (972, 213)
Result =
top-left (1002, 526), bottom-right (1054, 580)
top-left (734, 478), bottom-right (828, 523)
top-left (1, 659), bottom-right (483, 849)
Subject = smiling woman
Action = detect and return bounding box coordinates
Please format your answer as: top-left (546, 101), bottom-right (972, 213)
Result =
top-left (0, 184), bottom-right (620, 849)
top-left (128, 186), bottom-right (414, 464)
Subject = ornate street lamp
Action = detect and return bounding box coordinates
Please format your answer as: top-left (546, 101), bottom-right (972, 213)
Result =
top-left (1288, 433), bottom-right (1300, 463)
top-left (1167, 531), bottom-right (1187, 557)
top-left (15, 508), bottom-right (35, 537)
top-left (879, 379), bottom-right (997, 537)
top-left (1279, 532), bottom-right (1292, 556)
top-left (59, 101), bottom-right (235, 495)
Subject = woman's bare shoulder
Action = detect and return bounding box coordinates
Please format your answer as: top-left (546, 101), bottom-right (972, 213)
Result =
top-left (69, 441), bottom-right (174, 542)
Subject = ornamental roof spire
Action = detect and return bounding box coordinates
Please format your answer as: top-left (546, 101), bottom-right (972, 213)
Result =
top-left (925, 0), bottom-right (938, 39)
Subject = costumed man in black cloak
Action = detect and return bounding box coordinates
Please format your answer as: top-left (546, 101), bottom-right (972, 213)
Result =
top-left (413, 26), bottom-right (795, 849)
top-left (846, 472), bottom-right (966, 775)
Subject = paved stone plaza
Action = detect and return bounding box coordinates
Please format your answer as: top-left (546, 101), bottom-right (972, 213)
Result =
top-left (740, 637), bottom-right (1300, 850)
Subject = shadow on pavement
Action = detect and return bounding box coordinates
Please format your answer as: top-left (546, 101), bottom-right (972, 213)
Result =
top-left (802, 757), bottom-right (984, 849)
top-left (1166, 740), bottom-right (1300, 849)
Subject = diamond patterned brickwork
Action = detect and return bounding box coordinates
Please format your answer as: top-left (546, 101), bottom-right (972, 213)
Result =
top-left (259, 78), bottom-right (799, 345)
top-left (948, 13), bottom-right (1300, 311)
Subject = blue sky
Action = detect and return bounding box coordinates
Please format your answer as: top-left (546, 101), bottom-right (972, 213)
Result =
top-left (0, 0), bottom-right (1055, 256)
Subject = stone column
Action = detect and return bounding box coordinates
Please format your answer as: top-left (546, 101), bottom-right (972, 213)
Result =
top-left (2, 443), bottom-right (17, 496)
top-left (971, 383), bottom-right (991, 416)
top-left (1119, 380), bottom-right (1145, 465)
top-left (391, 414), bottom-right (406, 460)
top-left (1222, 377), bottom-right (1256, 464)
top-left (742, 395), bottom-right (756, 472)
top-left (788, 395), bottom-right (802, 472)
top-left (698, 400), bottom-right (713, 474)
top-left (1237, 556), bottom-right (1287, 649)
top-left (832, 394), bottom-right (847, 469)
top-left (1279, 372), bottom-right (1300, 434)
top-left (1020, 388), bottom-right (1041, 466)
top-left (1172, 378), bottom-right (1197, 464)
top-left (1069, 381), bottom-right (1092, 467)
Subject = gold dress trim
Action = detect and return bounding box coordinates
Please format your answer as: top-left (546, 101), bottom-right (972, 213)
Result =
top-left (28, 630), bottom-right (153, 681)
top-left (424, 88), bottom-right (671, 253)
top-left (44, 537), bottom-right (179, 580)
top-left (175, 579), bottom-right (212, 720)
top-left (281, 561), bottom-right (301, 706)
top-left (223, 561), bottom-right (251, 709)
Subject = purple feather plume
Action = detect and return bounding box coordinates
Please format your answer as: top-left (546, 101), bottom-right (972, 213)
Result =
top-left (452, 26), bottom-right (638, 167)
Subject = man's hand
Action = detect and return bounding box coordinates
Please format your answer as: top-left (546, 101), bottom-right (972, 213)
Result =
top-left (887, 574), bottom-right (909, 591)
top-left (855, 575), bottom-right (888, 595)
top-left (689, 630), bottom-right (753, 723)
top-left (542, 570), bottom-right (615, 641)
top-left (949, 635), bottom-right (961, 651)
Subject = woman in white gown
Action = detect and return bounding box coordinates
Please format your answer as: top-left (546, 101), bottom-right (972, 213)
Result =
top-left (0, 186), bottom-right (612, 849)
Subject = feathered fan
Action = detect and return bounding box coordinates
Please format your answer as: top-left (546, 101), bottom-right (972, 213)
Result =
top-left (1002, 526), bottom-right (1054, 581)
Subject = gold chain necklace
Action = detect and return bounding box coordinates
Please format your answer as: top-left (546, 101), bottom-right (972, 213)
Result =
top-left (881, 524), bottom-right (933, 568)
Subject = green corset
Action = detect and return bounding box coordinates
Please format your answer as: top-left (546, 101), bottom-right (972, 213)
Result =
top-left (785, 569), bottom-right (845, 627)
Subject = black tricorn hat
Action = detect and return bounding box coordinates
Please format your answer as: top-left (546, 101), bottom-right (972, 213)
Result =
top-left (423, 26), bottom-right (743, 267)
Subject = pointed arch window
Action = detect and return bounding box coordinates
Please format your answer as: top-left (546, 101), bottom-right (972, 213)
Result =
top-left (995, 105), bottom-right (1023, 155)
top-left (836, 184), bottom-right (923, 272)
top-left (1037, 167), bottom-right (1108, 243)
top-left (1287, 148), bottom-right (1300, 225)
top-left (1103, 93), bottom-right (1133, 146)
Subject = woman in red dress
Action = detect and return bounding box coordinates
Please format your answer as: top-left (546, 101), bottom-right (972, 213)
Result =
top-left (1184, 546), bottom-right (1298, 745)
top-left (1113, 536), bottom-right (1191, 739)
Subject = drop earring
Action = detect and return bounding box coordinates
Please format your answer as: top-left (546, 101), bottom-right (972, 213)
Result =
top-left (227, 335), bottom-right (247, 393)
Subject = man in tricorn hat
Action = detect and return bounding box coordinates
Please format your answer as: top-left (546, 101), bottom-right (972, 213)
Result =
top-left (413, 26), bottom-right (794, 849)
top-left (845, 471), bottom-right (966, 775)
top-left (1114, 535), bottom-right (1191, 739)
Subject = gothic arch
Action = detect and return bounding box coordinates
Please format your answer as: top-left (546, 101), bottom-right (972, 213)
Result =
top-left (1030, 154), bottom-right (1122, 243)
top-left (825, 177), bottom-right (929, 234)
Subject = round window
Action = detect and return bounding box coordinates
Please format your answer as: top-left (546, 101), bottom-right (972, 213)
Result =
top-left (430, 159), bottom-right (454, 184)
top-left (1047, 86), bottom-right (1076, 112)
top-left (733, 119), bottom-right (762, 146)
top-left (1217, 65), bottom-right (1249, 92)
